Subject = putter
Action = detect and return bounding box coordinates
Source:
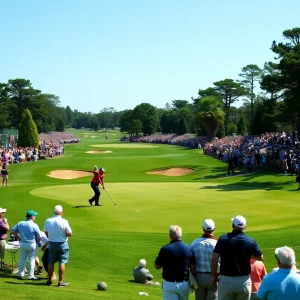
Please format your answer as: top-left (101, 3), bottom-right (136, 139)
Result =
top-left (104, 189), bottom-right (116, 205)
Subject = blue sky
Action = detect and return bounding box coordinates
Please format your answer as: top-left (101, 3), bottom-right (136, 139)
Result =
top-left (0, 0), bottom-right (299, 113)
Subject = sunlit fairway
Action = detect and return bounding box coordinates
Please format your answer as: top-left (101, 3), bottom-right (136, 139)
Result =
top-left (91, 143), bottom-right (159, 148)
top-left (1, 129), bottom-right (299, 299)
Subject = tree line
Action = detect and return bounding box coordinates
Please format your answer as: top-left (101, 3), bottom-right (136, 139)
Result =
top-left (1, 27), bottom-right (299, 140)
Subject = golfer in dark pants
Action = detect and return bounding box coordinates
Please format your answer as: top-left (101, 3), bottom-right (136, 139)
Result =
top-left (89, 166), bottom-right (105, 206)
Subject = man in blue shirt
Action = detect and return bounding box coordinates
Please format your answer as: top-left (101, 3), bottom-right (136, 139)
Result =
top-left (257, 246), bottom-right (300, 300)
top-left (12, 210), bottom-right (41, 280)
top-left (155, 225), bottom-right (196, 300)
top-left (211, 215), bottom-right (263, 300)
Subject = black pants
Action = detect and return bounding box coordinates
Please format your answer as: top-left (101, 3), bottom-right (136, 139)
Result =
top-left (90, 182), bottom-right (101, 204)
top-left (227, 164), bottom-right (235, 175)
top-left (42, 249), bottom-right (49, 273)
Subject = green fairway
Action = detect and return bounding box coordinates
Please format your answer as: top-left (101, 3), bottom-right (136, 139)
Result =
top-left (91, 143), bottom-right (159, 148)
top-left (1, 129), bottom-right (299, 299)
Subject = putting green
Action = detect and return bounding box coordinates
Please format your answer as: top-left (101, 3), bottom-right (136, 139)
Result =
top-left (30, 182), bottom-right (300, 233)
top-left (91, 143), bottom-right (158, 148)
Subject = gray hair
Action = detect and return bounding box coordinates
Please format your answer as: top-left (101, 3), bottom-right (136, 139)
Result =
top-left (53, 205), bottom-right (63, 215)
top-left (276, 246), bottom-right (296, 266)
top-left (139, 259), bottom-right (146, 267)
top-left (169, 225), bottom-right (182, 239)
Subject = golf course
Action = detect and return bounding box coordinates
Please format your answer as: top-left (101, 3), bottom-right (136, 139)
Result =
top-left (1, 129), bottom-right (299, 299)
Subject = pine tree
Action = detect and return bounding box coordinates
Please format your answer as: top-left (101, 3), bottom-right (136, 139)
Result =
top-left (237, 114), bottom-right (248, 135)
top-left (177, 116), bottom-right (188, 134)
top-left (18, 109), bottom-right (39, 147)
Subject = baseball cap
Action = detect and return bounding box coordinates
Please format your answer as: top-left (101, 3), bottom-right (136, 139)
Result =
top-left (0, 208), bottom-right (7, 213)
top-left (231, 215), bottom-right (246, 229)
top-left (100, 168), bottom-right (105, 172)
top-left (203, 219), bottom-right (215, 231)
top-left (26, 209), bottom-right (38, 217)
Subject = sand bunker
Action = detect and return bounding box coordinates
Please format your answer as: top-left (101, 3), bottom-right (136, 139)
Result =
top-left (148, 168), bottom-right (194, 176)
top-left (86, 150), bottom-right (112, 154)
top-left (47, 170), bottom-right (91, 179)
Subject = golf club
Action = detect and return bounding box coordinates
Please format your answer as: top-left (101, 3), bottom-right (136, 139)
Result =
top-left (104, 188), bottom-right (116, 205)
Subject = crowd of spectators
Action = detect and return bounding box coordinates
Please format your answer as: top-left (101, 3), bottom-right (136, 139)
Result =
top-left (121, 133), bottom-right (208, 149)
top-left (123, 131), bottom-right (300, 175)
top-left (204, 131), bottom-right (300, 174)
top-left (0, 132), bottom-right (80, 165)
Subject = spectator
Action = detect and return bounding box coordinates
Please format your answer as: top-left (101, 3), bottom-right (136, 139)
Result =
top-left (44, 205), bottom-right (72, 287)
top-left (211, 215), bottom-right (263, 300)
top-left (11, 210), bottom-right (41, 280)
top-left (133, 259), bottom-right (154, 284)
top-left (250, 259), bottom-right (267, 300)
top-left (155, 225), bottom-right (196, 300)
top-left (257, 246), bottom-right (300, 299)
top-left (191, 219), bottom-right (218, 300)
top-left (0, 208), bottom-right (9, 265)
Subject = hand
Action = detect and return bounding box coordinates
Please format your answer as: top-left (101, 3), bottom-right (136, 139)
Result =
top-left (102, 186), bottom-right (105, 189)
top-left (3, 218), bottom-right (7, 224)
top-left (212, 276), bottom-right (219, 290)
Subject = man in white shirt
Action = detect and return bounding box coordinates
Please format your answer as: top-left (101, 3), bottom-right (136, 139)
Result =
top-left (44, 205), bottom-right (72, 287)
top-left (191, 219), bottom-right (218, 300)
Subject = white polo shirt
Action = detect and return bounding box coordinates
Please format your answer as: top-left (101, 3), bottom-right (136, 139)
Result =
top-left (43, 215), bottom-right (72, 242)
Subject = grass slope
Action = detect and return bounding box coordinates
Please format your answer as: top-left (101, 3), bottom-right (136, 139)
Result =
top-left (0, 129), bottom-right (299, 299)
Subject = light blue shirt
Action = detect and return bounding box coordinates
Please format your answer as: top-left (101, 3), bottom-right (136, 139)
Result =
top-left (12, 219), bottom-right (41, 243)
top-left (257, 268), bottom-right (300, 300)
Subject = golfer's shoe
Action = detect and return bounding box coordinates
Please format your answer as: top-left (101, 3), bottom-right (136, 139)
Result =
top-left (17, 276), bottom-right (23, 280)
top-left (29, 277), bottom-right (39, 280)
top-left (46, 280), bottom-right (53, 286)
top-left (58, 282), bottom-right (70, 287)
top-left (88, 199), bottom-right (93, 206)
top-left (95, 204), bottom-right (102, 206)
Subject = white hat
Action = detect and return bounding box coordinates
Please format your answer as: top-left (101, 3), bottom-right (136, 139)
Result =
top-left (203, 219), bottom-right (215, 231)
top-left (231, 215), bottom-right (246, 229)
top-left (0, 208), bottom-right (6, 213)
top-left (139, 259), bottom-right (146, 267)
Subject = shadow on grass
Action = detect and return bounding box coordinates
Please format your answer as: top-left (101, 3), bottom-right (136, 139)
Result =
top-left (72, 205), bottom-right (92, 208)
top-left (200, 179), bottom-right (287, 191)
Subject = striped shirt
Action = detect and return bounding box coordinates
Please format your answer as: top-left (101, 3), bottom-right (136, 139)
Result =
top-left (191, 235), bottom-right (217, 272)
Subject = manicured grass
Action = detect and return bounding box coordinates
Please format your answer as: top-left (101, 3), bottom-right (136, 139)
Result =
top-left (0, 129), bottom-right (299, 299)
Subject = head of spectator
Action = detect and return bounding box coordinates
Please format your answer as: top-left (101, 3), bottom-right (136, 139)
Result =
top-left (231, 215), bottom-right (246, 232)
top-left (139, 259), bottom-right (146, 268)
top-left (275, 246), bottom-right (296, 269)
top-left (202, 218), bottom-right (215, 234)
top-left (0, 207), bottom-right (6, 219)
top-left (53, 205), bottom-right (63, 216)
top-left (26, 209), bottom-right (38, 221)
top-left (169, 225), bottom-right (182, 241)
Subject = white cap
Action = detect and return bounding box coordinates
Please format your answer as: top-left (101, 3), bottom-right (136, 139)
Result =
top-left (231, 215), bottom-right (246, 229)
top-left (139, 259), bottom-right (146, 267)
top-left (53, 205), bottom-right (63, 214)
top-left (0, 208), bottom-right (6, 213)
top-left (203, 219), bottom-right (215, 231)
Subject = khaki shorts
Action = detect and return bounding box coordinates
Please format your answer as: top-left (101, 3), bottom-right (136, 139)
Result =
top-left (0, 240), bottom-right (6, 259)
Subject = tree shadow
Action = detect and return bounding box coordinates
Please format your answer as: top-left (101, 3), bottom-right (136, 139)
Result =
top-left (200, 180), bottom-right (287, 191)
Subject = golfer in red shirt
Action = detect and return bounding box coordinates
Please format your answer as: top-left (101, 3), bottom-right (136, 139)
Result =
top-left (88, 166), bottom-right (105, 206)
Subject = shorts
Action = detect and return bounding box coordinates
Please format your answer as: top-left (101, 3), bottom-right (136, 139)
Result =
top-left (0, 240), bottom-right (6, 259)
top-left (48, 241), bottom-right (69, 264)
